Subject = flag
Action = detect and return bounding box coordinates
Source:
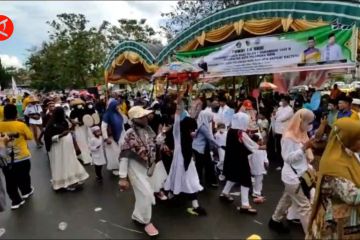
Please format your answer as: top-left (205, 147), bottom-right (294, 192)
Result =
top-left (12, 77), bottom-right (18, 96)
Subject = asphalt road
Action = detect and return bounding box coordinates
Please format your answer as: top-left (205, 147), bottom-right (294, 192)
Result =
top-left (0, 143), bottom-right (304, 239)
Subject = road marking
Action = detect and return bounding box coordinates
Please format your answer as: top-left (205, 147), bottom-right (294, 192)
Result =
top-left (99, 219), bottom-right (143, 234)
top-left (254, 220), bottom-right (263, 225)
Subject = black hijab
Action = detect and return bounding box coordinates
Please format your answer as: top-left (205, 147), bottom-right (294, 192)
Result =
top-left (44, 107), bottom-right (69, 152)
top-left (180, 116), bottom-right (197, 171)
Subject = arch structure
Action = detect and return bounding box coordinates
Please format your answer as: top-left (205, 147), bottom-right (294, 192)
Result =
top-left (104, 0), bottom-right (360, 82)
top-left (104, 41), bottom-right (161, 83)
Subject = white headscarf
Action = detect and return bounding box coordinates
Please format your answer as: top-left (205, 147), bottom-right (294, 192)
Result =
top-left (197, 110), bottom-right (213, 130)
top-left (231, 111), bottom-right (249, 130)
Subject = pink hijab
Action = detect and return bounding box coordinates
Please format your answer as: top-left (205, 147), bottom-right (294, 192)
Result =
top-left (282, 108), bottom-right (314, 143)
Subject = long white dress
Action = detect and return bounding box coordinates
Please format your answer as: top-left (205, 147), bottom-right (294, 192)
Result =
top-left (164, 114), bottom-right (203, 195)
top-left (88, 136), bottom-right (106, 166)
top-left (101, 122), bottom-right (121, 171)
top-left (49, 133), bottom-right (89, 190)
top-left (74, 125), bottom-right (92, 164)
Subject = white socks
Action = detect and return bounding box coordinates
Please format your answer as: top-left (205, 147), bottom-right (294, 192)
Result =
top-left (192, 200), bottom-right (199, 209)
top-left (222, 181), bottom-right (235, 195)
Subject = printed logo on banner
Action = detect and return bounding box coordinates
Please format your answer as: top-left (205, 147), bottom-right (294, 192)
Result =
top-left (0, 15), bottom-right (14, 41)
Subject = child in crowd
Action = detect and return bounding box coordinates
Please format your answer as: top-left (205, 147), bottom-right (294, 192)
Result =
top-left (88, 126), bottom-right (106, 181)
top-left (248, 134), bottom-right (268, 203)
top-left (257, 113), bottom-right (269, 142)
top-left (214, 123), bottom-right (227, 181)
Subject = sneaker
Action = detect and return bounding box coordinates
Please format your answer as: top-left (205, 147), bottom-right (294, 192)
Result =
top-left (144, 223), bottom-right (159, 236)
top-left (11, 200), bottom-right (25, 210)
top-left (155, 191), bottom-right (168, 201)
top-left (187, 207), bottom-right (207, 216)
top-left (268, 218), bottom-right (290, 234)
top-left (22, 187), bottom-right (34, 199)
top-left (112, 170), bottom-right (119, 176)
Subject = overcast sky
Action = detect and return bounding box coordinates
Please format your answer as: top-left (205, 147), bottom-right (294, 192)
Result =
top-left (0, 1), bottom-right (176, 69)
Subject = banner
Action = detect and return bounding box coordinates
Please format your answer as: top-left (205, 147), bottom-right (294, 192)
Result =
top-left (176, 23), bottom-right (358, 78)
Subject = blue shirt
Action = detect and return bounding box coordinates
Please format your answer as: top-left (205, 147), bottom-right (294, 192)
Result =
top-left (192, 125), bottom-right (219, 154)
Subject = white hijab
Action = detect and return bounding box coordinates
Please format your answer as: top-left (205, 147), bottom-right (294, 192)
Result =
top-left (231, 111), bottom-right (249, 130)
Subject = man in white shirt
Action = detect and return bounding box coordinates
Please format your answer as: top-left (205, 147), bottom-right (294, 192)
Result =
top-left (274, 96), bottom-right (294, 170)
top-left (24, 96), bottom-right (43, 148)
top-left (217, 96), bottom-right (233, 128)
top-left (321, 33), bottom-right (343, 62)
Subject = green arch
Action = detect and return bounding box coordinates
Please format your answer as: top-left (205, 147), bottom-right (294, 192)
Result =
top-left (156, 0), bottom-right (360, 64)
top-left (104, 41), bottom-right (156, 70)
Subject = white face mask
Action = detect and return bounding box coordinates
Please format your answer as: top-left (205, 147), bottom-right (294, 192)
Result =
top-left (279, 102), bottom-right (283, 107)
top-left (88, 105), bottom-right (93, 109)
top-left (77, 105), bottom-right (83, 109)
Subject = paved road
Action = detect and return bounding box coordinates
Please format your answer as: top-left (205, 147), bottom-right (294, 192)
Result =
top-left (0, 144), bottom-right (304, 239)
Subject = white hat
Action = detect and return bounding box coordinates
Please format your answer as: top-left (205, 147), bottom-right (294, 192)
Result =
top-left (128, 106), bottom-right (153, 120)
top-left (352, 98), bottom-right (360, 106)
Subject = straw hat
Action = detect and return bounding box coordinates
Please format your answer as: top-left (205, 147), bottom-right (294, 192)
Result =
top-left (70, 98), bottom-right (85, 106)
top-left (128, 106), bottom-right (153, 120)
top-left (28, 96), bottom-right (40, 103)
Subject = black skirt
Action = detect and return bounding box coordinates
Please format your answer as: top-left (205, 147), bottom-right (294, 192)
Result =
top-left (223, 129), bottom-right (252, 188)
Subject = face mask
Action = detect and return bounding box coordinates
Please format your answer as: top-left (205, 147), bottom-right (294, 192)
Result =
top-left (279, 102), bottom-right (283, 107)
top-left (77, 105), bottom-right (83, 109)
top-left (88, 105), bottom-right (93, 109)
top-left (155, 110), bottom-right (161, 115)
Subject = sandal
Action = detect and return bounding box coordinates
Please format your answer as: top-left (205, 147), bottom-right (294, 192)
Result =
top-left (253, 196), bottom-right (266, 204)
top-left (219, 194), bottom-right (234, 203)
top-left (155, 191), bottom-right (168, 201)
top-left (144, 223), bottom-right (159, 236)
top-left (237, 206), bottom-right (257, 215)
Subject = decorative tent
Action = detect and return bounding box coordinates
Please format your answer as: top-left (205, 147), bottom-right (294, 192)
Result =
top-left (104, 41), bottom-right (162, 84)
top-left (104, 1), bottom-right (360, 82)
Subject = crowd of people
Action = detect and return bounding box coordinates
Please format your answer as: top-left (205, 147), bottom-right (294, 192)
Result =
top-left (0, 84), bottom-right (359, 238)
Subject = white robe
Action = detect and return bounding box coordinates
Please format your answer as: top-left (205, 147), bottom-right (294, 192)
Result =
top-left (74, 125), bottom-right (92, 164)
top-left (49, 133), bottom-right (89, 190)
top-left (88, 136), bottom-right (106, 166)
top-left (119, 156), bottom-right (166, 224)
top-left (164, 114), bottom-right (203, 195)
top-left (101, 122), bottom-right (121, 170)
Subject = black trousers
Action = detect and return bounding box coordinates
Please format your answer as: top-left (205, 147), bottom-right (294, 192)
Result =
top-left (193, 149), bottom-right (217, 186)
top-left (94, 165), bottom-right (103, 178)
top-left (2, 160), bottom-right (31, 205)
top-left (275, 134), bottom-right (284, 167)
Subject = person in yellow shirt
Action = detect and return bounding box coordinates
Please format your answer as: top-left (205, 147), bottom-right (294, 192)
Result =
top-left (336, 95), bottom-right (360, 121)
top-left (0, 104), bottom-right (34, 210)
top-left (300, 36), bottom-right (321, 64)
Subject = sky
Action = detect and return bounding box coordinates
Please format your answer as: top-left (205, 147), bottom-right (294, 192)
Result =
top-left (0, 1), bottom-right (176, 69)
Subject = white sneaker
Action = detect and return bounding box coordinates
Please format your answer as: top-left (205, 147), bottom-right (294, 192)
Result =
top-left (22, 187), bottom-right (34, 199)
top-left (11, 200), bottom-right (25, 210)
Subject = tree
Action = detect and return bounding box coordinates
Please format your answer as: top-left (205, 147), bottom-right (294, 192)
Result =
top-left (27, 13), bottom-right (109, 91)
top-left (160, 0), bottom-right (253, 41)
top-left (107, 18), bottom-right (161, 49)
top-left (0, 60), bottom-right (11, 90)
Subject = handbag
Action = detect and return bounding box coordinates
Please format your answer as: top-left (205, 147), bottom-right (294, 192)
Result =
top-left (290, 165), bottom-right (316, 199)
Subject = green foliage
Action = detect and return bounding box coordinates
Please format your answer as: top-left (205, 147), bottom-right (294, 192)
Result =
top-left (160, 0), bottom-right (251, 41)
top-left (0, 60), bottom-right (12, 90)
top-left (26, 14), bottom-right (161, 91)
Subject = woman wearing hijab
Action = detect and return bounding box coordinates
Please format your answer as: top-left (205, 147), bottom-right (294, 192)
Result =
top-left (164, 96), bottom-right (206, 216)
top-left (44, 107), bottom-right (89, 191)
top-left (269, 108), bottom-right (315, 234)
top-left (69, 99), bottom-right (92, 165)
top-left (118, 106), bottom-right (164, 237)
top-left (192, 110), bottom-right (220, 187)
top-left (220, 111), bottom-right (261, 214)
top-left (307, 118), bottom-right (360, 239)
top-left (101, 100), bottom-right (124, 176)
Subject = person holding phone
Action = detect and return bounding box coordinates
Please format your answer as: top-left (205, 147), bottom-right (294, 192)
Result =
top-left (0, 104), bottom-right (34, 210)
